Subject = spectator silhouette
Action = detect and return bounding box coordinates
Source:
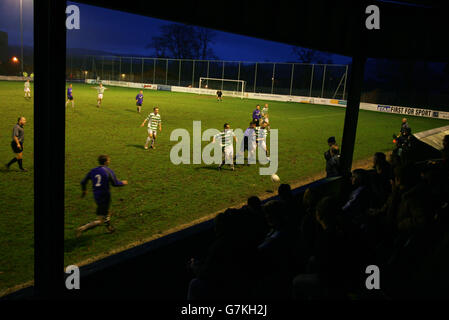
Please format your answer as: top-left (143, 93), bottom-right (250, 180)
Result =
top-left (278, 184), bottom-right (301, 229)
top-left (342, 169), bottom-right (370, 225)
top-left (257, 200), bottom-right (297, 299)
top-left (293, 196), bottom-right (352, 299)
top-left (241, 196), bottom-right (269, 247)
top-left (326, 146), bottom-right (341, 178)
top-left (187, 209), bottom-right (255, 300)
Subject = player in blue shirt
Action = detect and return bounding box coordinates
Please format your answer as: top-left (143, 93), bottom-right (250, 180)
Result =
top-left (66, 84), bottom-right (74, 108)
top-left (136, 90), bottom-right (144, 113)
top-left (252, 105), bottom-right (261, 125)
top-left (76, 155), bottom-right (128, 237)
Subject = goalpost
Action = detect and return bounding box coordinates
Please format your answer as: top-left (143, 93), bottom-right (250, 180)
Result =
top-left (199, 77), bottom-right (246, 99)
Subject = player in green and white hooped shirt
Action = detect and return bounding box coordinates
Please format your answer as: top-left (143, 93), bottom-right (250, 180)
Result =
top-left (256, 121), bottom-right (270, 162)
top-left (140, 106), bottom-right (162, 149)
top-left (93, 83), bottom-right (108, 108)
top-left (261, 103), bottom-right (270, 130)
top-left (213, 123), bottom-right (237, 171)
top-left (24, 80), bottom-right (31, 99)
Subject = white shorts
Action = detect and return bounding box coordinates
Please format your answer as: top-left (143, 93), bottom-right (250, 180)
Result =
top-left (240, 138), bottom-right (256, 153)
top-left (247, 141), bottom-right (257, 163)
top-left (258, 140), bottom-right (267, 151)
top-left (223, 146), bottom-right (234, 164)
top-left (264, 118), bottom-right (269, 124)
top-left (148, 128), bottom-right (157, 136)
top-left (249, 141), bottom-right (257, 152)
top-left (98, 93), bottom-right (103, 99)
top-left (24, 88), bottom-right (30, 93)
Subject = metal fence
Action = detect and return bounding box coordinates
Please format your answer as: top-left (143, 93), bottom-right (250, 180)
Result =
top-left (67, 55), bottom-right (349, 99)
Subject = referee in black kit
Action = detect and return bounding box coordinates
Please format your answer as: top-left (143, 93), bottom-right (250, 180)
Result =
top-left (5, 117), bottom-right (28, 171)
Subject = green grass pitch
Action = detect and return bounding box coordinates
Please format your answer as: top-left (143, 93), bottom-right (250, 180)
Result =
top-left (0, 80), bottom-right (447, 294)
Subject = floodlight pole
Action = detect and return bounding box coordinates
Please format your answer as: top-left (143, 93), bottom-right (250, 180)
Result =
top-left (321, 64), bottom-right (327, 98)
top-left (253, 62), bottom-right (258, 92)
top-left (20, 0), bottom-right (24, 74)
top-left (206, 61), bottom-right (209, 87)
top-left (221, 61), bottom-right (225, 90)
top-left (153, 58), bottom-right (156, 84)
top-left (309, 64), bottom-right (314, 97)
top-left (92, 56), bottom-right (95, 78)
top-left (289, 64), bottom-right (294, 96)
top-left (237, 62), bottom-right (241, 92)
top-left (119, 57), bottom-right (121, 81)
top-left (178, 60), bottom-right (181, 86)
top-left (237, 62), bottom-right (241, 81)
top-left (165, 59), bottom-right (168, 85)
top-left (340, 55), bottom-right (366, 175)
top-left (191, 60), bottom-right (196, 87)
top-left (342, 65), bottom-right (348, 100)
top-left (34, 0), bottom-right (66, 298)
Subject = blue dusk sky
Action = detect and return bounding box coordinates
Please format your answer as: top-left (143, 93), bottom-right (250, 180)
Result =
top-left (0, 0), bottom-right (351, 64)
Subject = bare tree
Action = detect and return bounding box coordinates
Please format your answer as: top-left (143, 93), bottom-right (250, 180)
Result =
top-left (196, 27), bottom-right (218, 60)
top-left (147, 24), bottom-right (217, 60)
top-left (291, 47), bottom-right (332, 64)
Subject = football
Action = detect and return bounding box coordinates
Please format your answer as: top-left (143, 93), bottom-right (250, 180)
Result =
top-left (271, 173), bottom-right (280, 183)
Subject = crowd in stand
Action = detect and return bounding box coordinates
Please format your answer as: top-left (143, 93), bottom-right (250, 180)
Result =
top-left (186, 133), bottom-right (449, 300)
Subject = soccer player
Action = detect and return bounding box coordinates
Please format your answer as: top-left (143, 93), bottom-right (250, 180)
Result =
top-left (261, 103), bottom-right (270, 130)
top-left (136, 90), bottom-right (144, 113)
top-left (326, 146), bottom-right (341, 178)
top-left (216, 90), bottom-right (223, 102)
top-left (213, 123), bottom-right (237, 171)
top-left (24, 80), bottom-right (31, 99)
top-left (66, 84), bottom-right (74, 108)
top-left (261, 103), bottom-right (268, 118)
top-left (93, 83), bottom-right (108, 107)
top-left (252, 105), bottom-right (261, 125)
top-left (256, 121), bottom-right (270, 162)
top-left (5, 117), bottom-right (27, 171)
top-left (324, 136), bottom-right (338, 162)
top-left (140, 106), bottom-right (162, 149)
top-left (77, 155), bottom-right (128, 237)
top-left (400, 118), bottom-right (411, 135)
top-left (238, 121), bottom-right (256, 163)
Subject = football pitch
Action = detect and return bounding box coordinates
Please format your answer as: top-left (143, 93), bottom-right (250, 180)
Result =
top-left (0, 80), bottom-right (448, 294)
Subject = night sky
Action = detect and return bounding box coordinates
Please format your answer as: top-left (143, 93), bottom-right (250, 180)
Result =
top-left (0, 0), bottom-right (350, 64)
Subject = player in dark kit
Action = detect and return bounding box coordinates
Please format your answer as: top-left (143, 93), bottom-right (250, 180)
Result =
top-left (5, 117), bottom-right (27, 171)
top-left (238, 121), bottom-right (256, 164)
top-left (324, 136), bottom-right (338, 162)
top-left (136, 90), bottom-right (144, 113)
top-left (252, 105), bottom-right (261, 125)
top-left (242, 121), bottom-right (256, 152)
top-left (400, 118), bottom-right (411, 135)
top-left (66, 84), bottom-right (74, 108)
top-left (216, 90), bottom-right (223, 102)
top-left (77, 155), bottom-right (128, 237)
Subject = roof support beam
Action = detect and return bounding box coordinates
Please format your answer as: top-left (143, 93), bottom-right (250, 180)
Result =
top-left (340, 55), bottom-right (366, 175)
top-left (34, 0), bottom-right (67, 298)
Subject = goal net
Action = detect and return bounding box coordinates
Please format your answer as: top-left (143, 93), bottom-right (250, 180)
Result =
top-left (199, 77), bottom-right (246, 99)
